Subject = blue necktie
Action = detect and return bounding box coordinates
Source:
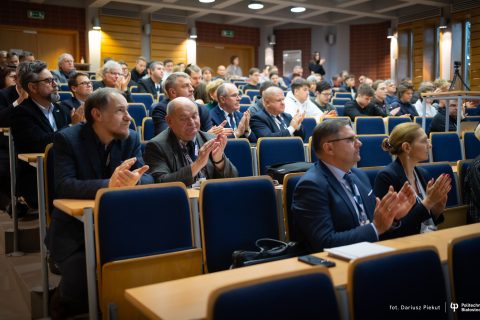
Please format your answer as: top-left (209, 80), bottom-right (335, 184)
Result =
top-left (344, 172), bottom-right (369, 225)
top-left (276, 115), bottom-right (287, 130)
top-left (228, 113), bottom-right (236, 129)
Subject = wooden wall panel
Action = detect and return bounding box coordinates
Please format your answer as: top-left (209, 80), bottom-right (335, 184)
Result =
top-left (150, 21), bottom-right (187, 64)
top-left (469, 9), bottom-right (480, 90)
top-left (100, 15), bottom-right (142, 68)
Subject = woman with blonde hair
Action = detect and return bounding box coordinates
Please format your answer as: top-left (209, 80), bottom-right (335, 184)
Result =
top-left (374, 122), bottom-right (451, 238)
top-left (204, 78), bottom-right (225, 110)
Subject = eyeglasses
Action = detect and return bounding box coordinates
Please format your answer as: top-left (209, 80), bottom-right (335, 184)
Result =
top-left (327, 135), bottom-right (359, 143)
top-left (108, 72), bottom-right (122, 77)
top-left (320, 92), bottom-right (332, 97)
top-left (76, 81), bottom-right (92, 86)
top-left (227, 93), bottom-right (240, 98)
top-left (32, 78), bottom-right (56, 85)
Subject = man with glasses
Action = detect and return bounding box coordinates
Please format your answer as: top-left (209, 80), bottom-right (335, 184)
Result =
top-left (93, 60), bottom-right (132, 102)
top-left (344, 83), bottom-right (386, 121)
top-left (313, 81), bottom-right (336, 113)
top-left (52, 53), bottom-right (76, 84)
top-left (292, 119), bottom-right (416, 252)
top-left (144, 97), bottom-right (237, 186)
top-left (210, 83), bottom-right (256, 142)
top-left (11, 61), bottom-right (82, 209)
top-left (430, 99), bottom-right (464, 133)
top-left (59, 72), bottom-right (92, 118)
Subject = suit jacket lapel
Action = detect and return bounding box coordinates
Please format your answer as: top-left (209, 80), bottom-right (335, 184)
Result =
top-left (81, 125), bottom-right (103, 178)
top-left (27, 99), bottom-right (54, 132)
top-left (52, 104), bottom-right (66, 129)
top-left (263, 109), bottom-right (279, 133)
top-left (319, 162), bottom-right (359, 224)
top-left (351, 173), bottom-right (374, 221)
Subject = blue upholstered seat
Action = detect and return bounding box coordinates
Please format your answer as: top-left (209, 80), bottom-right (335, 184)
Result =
top-left (131, 93), bottom-right (154, 112)
top-left (357, 135), bottom-right (392, 168)
top-left (387, 116), bottom-right (411, 134)
top-left (355, 117), bottom-right (385, 134)
top-left (430, 132), bottom-right (463, 162)
top-left (141, 117), bottom-right (154, 141)
top-left (224, 138), bottom-right (254, 177)
top-left (127, 103), bottom-right (147, 130)
top-left (463, 131), bottom-right (480, 159)
top-left (257, 137), bottom-right (305, 175)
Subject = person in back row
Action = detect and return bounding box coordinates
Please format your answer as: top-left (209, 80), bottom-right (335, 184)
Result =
top-left (137, 61), bottom-right (164, 100)
top-left (60, 72), bottom-right (93, 112)
top-left (144, 97), bottom-right (237, 186)
top-left (51, 53), bottom-right (76, 84)
top-left (344, 84), bottom-right (386, 121)
top-left (250, 86), bottom-right (305, 139)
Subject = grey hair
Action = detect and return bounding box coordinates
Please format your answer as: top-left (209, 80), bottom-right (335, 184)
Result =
top-left (101, 60), bottom-right (122, 76)
top-left (57, 53), bottom-right (73, 66)
top-left (18, 60), bottom-right (48, 94)
top-left (148, 61), bottom-right (163, 71)
top-left (163, 72), bottom-right (189, 96)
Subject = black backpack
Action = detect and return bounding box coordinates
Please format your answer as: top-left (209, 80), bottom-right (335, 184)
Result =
top-left (464, 156), bottom-right (480, 223)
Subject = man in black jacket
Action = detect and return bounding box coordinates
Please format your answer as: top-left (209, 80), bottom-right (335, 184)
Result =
top-left (59, 72), bottom-right (92, 112)
top-left (137, 61), bottom-right (164, 100)
top-left (11, 61), bottom-right (82, 207)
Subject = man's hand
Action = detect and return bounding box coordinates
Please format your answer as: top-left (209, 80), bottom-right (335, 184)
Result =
top-left (109, 157), bottom-right (149, 188)
top-left (116, 72), bottom-right (131, 92)
top-left (208, 120), bottom-right (234, 136)
top-left (70, 104), bottom-right (85, 124)
top-left (289, 111), bottom-right (305, 130)
top-left (372, 187), bottom-right (399, 235)
top-left (236, 110), bottom-right (250, 136)
top-left (191, 139), bottom-right (218, 176)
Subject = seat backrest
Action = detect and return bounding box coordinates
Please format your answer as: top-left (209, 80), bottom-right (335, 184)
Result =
top-left (415, 116), bottom-right (434, 136)
top-left (334, 105), bottom-right (345, 116)
top-left (417, 162), bottom-right (459, 207)
top-left (127, 103), bottom-right (147, 129)
top-left (360, 166), bottom-right (383, 188)
top-left (463, 131), bottom-right (480, 159)
top-left (59, 84), bottom-right (69, 91)
top-left (129, 85), bottom-right (139, 93)
top-left (456, 159), bottom-right (472, 203)
top-left (129, 118), bottom-right (137, 131)
top-left (142, 117), bottom-right (155, 141)
top-left (94, 183), bottom-right (194, 267)
top-left (239, 95), bottom-right (251, 105)
top-left (239, 105), bottom-right (249, 114)
top-left (207, 268), bottom-right (340, 320)
top-left (257, 137), bottom-right (305, 175)
top-left (301, 117), bottom-right (317, 143)
top-left (334, 92), bottom-right (353, 100)
top-left (357, 135), bottom-right (392, 167)
top-left (308, 136), bottom-right (316, 162)
top-left (282, 173), bottom-right (304, 241)
top-left (58, 91), bottom-right (73, 101)
top-left (131, 93), bottom-right (154, 110)
top-left (200, 177), bottom-right (279, 272)
top-left (466, 107), bottom-right (480, 116)
top-left (430, 132), bottom-right (463, 162)
top-left (448, 234), bottom-right (480, 306)
top-left (224, 138), bottom-right (254, 177)
top-left (332, 98), bottom-right (351, 106)
top-left (244, 89), bottom-right (260, 101)
top-left (355, 117), bottom-right (385, 134)
top-left (349, 247), bottom-right (447, 320)
top-left (387, 116), bottom-right (412, 134)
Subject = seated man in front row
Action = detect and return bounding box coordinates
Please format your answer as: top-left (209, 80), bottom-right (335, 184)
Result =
top-left (46, 87), bottom-right (153, 319)
top-left (292, 119), bottom-right (416, 252)
top-left (144, 97), bottom-right (238, 187)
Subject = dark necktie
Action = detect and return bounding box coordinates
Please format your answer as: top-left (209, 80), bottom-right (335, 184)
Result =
top-left (276, 115), bottom-right (287, 130)
top-left (187, 140), bottom-right (197, 161)
top-left (228, 113), bottom-right (236, 129)
top-left (344, 172), bottom-right (369, 225)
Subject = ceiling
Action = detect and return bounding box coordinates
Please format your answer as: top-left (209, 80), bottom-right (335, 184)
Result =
top-left (23, 0), bottom-right (465, 28)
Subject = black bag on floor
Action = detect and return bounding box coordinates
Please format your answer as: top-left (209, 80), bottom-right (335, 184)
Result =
top-left (231, 238), bottom-right (306, 268)
top-left (266, 162), bottom-right (313, 184)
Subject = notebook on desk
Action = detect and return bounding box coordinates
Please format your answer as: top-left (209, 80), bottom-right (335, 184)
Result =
top-left (325, 242), bottom-right (395, 261)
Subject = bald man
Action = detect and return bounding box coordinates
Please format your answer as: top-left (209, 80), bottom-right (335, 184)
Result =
top-left (250, 86), bottom-right (305, 139)
top-left (144, 97), bottom-right (237, 186)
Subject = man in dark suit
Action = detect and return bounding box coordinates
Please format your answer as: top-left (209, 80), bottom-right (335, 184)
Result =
top-left (150, 72), bottom-right (212, 135)
top-left (250, 86), bottom-right (305, 139)
top-left (137, 61), bottom-right (164, 100)
top-left (211, 83), bottom-right (256, 142)
top-left (59, 72), bottom-right (92, 112)
top-left (46, 87), bottom-right (152, 319)
top-left (144, 97), bottom-right (237, 187)
top-left (11, 61), bottom-right (83, 207)
top-left (292, 119), bottom-right (416, 252)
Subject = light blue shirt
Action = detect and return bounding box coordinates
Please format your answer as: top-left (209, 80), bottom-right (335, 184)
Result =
top-left (32, 99), bottom-right (58, 131)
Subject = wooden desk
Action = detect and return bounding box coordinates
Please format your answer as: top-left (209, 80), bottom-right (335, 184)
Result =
top-left (18, 153), bottom-right (44, 168)
top-left (125, 224), bottom-right (480, 320)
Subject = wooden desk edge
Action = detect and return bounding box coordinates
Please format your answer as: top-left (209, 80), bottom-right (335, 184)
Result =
top-left (18, 153), bottom-right (44, 163)
top-left (124, 289), bottom-right (162, 320)
top-left (421, 91), bottom-right (480, 97)
top-left (53, 199), bottom-right (94, 216)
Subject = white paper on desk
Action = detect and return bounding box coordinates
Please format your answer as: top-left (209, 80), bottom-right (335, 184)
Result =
top-left (325, 242), bottom-right (395, 261)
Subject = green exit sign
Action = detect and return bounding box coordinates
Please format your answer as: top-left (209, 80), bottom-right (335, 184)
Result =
top-left (27, 10), bottom-right (45, 20)
top-left (221, 30), bottom-right (234, 38)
